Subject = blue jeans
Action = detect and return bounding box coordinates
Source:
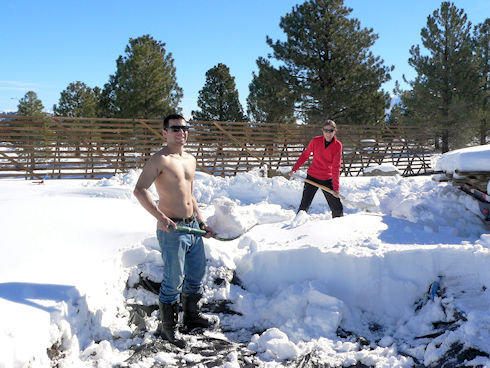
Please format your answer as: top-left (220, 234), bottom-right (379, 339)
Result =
top-left (156, 220), bottom-right (206, 304)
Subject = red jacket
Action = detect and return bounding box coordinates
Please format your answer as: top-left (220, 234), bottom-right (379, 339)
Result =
top-left (292, 136), bottom-right (342, 191)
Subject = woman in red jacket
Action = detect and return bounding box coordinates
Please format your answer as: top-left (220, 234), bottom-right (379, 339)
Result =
top-left (289, 120), bottom-right (343, 218)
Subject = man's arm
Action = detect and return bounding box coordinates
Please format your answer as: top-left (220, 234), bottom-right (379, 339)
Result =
top-left (191, 182), bottom-right (213, 238)
top-left (133, 157), bottom-right (176, 232)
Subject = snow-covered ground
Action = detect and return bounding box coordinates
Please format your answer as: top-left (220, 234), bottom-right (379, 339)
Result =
top-left (0, 146), bottom-right (489, 368)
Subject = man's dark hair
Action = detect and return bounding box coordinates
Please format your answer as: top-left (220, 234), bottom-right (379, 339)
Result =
top-left (163, 114), bottom-right (186, 129)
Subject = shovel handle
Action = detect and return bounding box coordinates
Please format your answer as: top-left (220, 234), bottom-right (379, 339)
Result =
top-left (171, 225), bottom-right (207, 236)
top-left (171, 225), bottom-right (254, 241)
top-left (293, 173), bottom-right (341, 198)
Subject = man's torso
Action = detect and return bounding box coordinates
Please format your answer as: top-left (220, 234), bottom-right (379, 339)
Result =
top-left (154, 149), bottom-right (196, 219)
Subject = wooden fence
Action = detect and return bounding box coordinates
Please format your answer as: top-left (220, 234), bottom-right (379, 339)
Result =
top-left (0, 115), bottom-right (436, 180)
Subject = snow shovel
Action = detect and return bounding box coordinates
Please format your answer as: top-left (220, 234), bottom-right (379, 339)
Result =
top-left (170, 225), bottom-right (255, 241)
top-left (292, 173), bottom-right (344, 199)
top-left (291, 173), bottom-right (380, 211)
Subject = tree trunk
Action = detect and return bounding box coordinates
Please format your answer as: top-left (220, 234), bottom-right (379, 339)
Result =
top-left (441, 130), bottom-right (449, 153)
top-left (480, 119), bottom-right (487, 145)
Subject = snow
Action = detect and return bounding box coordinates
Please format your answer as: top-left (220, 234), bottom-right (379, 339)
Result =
top-left (0, 145), bottom-right (489, 367)
top-left (434, 144), bottom-right (490, 174)
top-left (363, 164), bottom-right (401, 175)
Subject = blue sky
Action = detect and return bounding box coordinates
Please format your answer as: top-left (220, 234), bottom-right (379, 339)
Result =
top-left (1, 0), bottom-right (488, 118)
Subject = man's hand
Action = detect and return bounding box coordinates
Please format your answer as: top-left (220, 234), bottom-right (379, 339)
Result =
top-left (157, 215), bottom-right (176, 233)
top-left (200, 223), bottom-right (214, 239)
top-left (288, 170), bottom-right (296, 178)
top-left (332, 190), bottom-right (340, 198)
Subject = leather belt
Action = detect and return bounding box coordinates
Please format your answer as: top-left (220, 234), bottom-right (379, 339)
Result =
top-left (170, 217), bottom-right (195, 224)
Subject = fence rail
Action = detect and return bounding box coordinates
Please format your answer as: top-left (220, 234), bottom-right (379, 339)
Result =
top-left (0, 115), bottom-right (437, 179)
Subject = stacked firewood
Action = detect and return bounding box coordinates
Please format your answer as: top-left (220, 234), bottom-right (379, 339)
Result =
top-left (434, 170), bottom-right (490, 223)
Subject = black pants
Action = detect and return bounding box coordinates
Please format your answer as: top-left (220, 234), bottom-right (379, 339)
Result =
top-left (298, 175), bottom-right (343, 217)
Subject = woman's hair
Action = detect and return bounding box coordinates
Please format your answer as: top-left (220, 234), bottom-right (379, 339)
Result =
top-left (323, 120), bottom-right (337, 130)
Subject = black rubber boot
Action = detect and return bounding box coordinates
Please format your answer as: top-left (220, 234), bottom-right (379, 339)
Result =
top-left (159, 302), bottom-right (186, 348)
top-left (182, 292), bottom-right (212, 330)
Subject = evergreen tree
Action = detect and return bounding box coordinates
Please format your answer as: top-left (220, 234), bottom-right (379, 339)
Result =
top-left (17, 91), bottom-right (44, 116)
top-left (53, 81), bottom-right (100, 117)
top-left (404, 2), bottom-right (478, 152)
top-left (192, 63), bottom-right (247, 122)
top-left (247, 57), bottom-right (296, 124)
top-left (386, 83), bottom-right (407, 126)
top-left (473, 19), bottom-right (489, 145)
top-left (100, 35), bottom-right (182, 119)
top-left (17, 91), bottom-right (50, 158)
top-left (98, 77), bottom-right (118, 118)
top-left (266, 0), bottom-right (392, 125)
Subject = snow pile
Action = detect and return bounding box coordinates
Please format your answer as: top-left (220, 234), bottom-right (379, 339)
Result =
top-left (434, 144), bottom-right (490, 174)
top-left (0, 145), bottom-right (489, 368)
top-left (363, 164), bottom-right (401, 176)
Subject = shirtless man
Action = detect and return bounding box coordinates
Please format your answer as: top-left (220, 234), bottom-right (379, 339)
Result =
top-left (133, 114), bottom-right (213, 347)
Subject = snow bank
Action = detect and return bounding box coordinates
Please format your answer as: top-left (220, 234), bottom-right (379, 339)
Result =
top-left (0, 153), bottom-right (489, 367)
top-left (434, 144), bottom-right (490, 173)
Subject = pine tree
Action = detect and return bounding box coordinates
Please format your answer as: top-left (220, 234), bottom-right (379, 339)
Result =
top-left (247, 57), bottom-right (296, 124)
top-left (53, 81), bottom-right (100, 117)
top-left (404, 2), bottom-right (478, 152)
top-left (266, 0), bottom-right (392, 125)
top-left (386, 83), bottom-right (407, 126)
top-left (16, 91), bottom-right (50, 160)
top-left (98, 77), bottom-right (118, 118)
top-left (17, 91), bottom-right (44, 116)
top-left (473, 19), bottom-right (489, 145)
top-left (100, 35), bottom-right (182, 119)
top-left (192, 63), bottom-right (247, 122)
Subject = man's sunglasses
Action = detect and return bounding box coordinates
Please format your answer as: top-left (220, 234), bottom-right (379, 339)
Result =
top-left (322, 128), bottom-right (335, 133)
top-left (165, 125), bottom-right (190, 132)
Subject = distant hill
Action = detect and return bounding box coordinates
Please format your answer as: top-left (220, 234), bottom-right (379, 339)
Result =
top-left (0, 111), bottom-right (17, 116)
